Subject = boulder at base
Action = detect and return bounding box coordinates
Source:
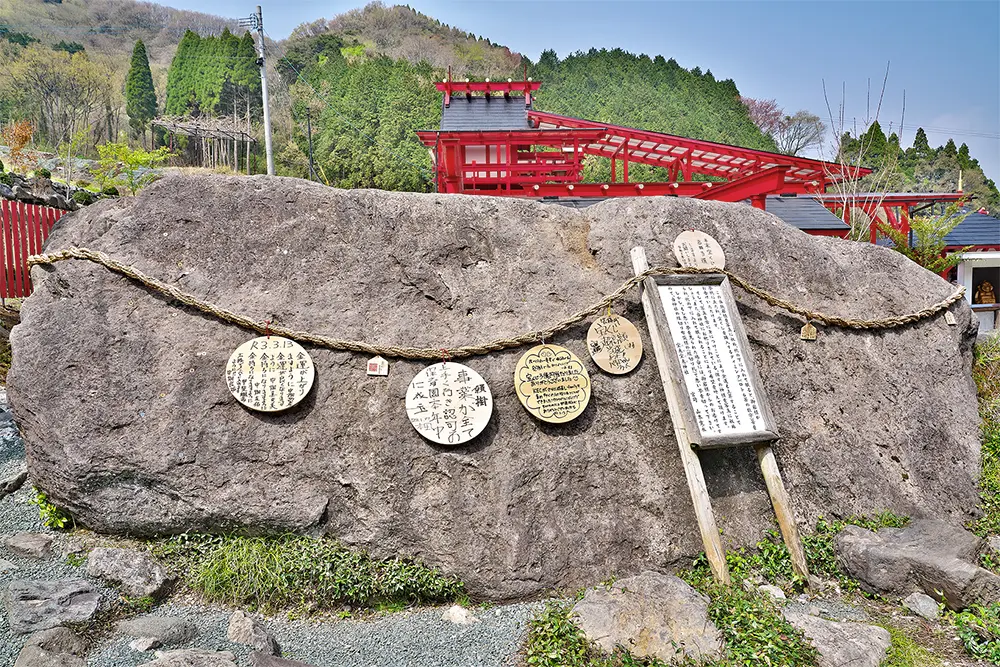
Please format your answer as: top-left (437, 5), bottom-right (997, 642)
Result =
top-left (8, 175), bottom-right (981, 600)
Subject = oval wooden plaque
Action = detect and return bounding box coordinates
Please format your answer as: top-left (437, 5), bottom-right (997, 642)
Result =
top-left (673, 230), bottom-right (726, 270)
top-left (514, 344), bottom-right (591, 423)
top-left (225, 336), bottom-right (315, 412)
top-left (587, 314), bottom-right (643, 374)
top-left (405, 362), bottom-right (493, 445)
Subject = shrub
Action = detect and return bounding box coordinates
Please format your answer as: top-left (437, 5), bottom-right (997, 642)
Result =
top-left (101, 185), bottom-right (119, 196)
top-left (30, 490), bottom-right (73, 529)
top-left (72, 190), bottom-right (95, 205)
top-left (35, 167), bottom-right (51, 179)
top-left (0, 172), bottom-right (12, 186)
top-left (950, 603), bottom-right (1000, 663)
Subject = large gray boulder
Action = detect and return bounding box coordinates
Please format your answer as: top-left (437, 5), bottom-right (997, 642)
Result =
top-left (116, 616), bottom-right (198, 646)
top-left (572, 571), bottom-right (723, 661)
top-left (8, 175), bottom-right (981, 600)
top-left (835, 519), bottom-right (1000, 609)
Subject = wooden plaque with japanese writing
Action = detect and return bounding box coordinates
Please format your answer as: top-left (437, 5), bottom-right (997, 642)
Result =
top-left (514, 344), bottom-right (591, 423)
top-left (673, 230), bottom-right (726, 270)
top-left (225, 336), bottom-right (315, 412)
top-left (405, 362), bottom-right (493, 445)
top-left (587, 314), bottom-right (643, 374)
top-left (646, 273), bottom-right (778, 449)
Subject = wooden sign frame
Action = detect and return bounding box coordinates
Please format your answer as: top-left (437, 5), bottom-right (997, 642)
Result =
top-left (644, 272), bottom-right (779, 450)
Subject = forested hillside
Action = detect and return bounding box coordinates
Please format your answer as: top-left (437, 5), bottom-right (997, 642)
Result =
top-left (841, 122), bottom-right (999, 210)
top-left (0, 0), bottom-right (995, 210)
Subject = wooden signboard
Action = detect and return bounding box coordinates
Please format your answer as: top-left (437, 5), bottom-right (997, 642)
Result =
top-left (405, 362), bottom-right (493, 445)
top-left (632, 245), bottom-right (808, 586)
top-left (648, 273), bottom-right (778, 450)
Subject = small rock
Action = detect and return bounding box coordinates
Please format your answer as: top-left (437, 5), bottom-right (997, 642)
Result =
top-left (86, 547), bottom-right (171, 598)
top-left (3, 579), bottom-right (100, 634)
top-left (572, 571), bottom-right (723, 662)
top-left (116, 616), bottom-right (198, 646)
top-left (758, 584), bottom-right (786, 600)
top-left (0, 558), bottom-right (17, 574)
top-left (441, 605), bottom-right (480, 625)
top-left (903, 592), bottom-right (940, 621)
top-left (227, 610), bottom-right (279, 655)
top-left (4, 533), bottom-right (54, 559)
top-left (784, 610), bottom-right (891, 667)
top-left (139, 649), bottom-right (237, 667)
top-left (250, 654), bottom-right (317, 667)
top-left (15, 627), bottom-right (87, 666)
top-left (131, 637), bottom-right (163, 652)
top-left (0, 466), bottom-right (27, 497)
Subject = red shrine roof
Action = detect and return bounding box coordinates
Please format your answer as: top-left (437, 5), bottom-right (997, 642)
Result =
top-left (527, 111), bottom-right (866, 189)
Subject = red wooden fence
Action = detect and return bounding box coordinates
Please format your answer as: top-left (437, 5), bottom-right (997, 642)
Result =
top-left (0, 199), bottom-right (66, 298)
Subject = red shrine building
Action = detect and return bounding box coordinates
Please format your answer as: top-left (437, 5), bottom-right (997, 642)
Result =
top-left (415, 78), bottom-right (965, 242)
top-left (416, 77), bottom-right (1000, 330)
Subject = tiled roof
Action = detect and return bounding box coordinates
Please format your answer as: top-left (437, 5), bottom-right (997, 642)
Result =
top-left (945, 210), bottom-right (1000, 247)
top-left (765, 196), bottom-right (849, 231)
top-left (439, 96), bottom-right (531, 132)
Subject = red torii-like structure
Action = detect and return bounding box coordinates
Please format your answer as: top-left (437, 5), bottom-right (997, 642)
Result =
top-left (416, 78), bottom-right (871, 211)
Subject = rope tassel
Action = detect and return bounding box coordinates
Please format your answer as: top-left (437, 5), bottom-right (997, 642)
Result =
top-left (27, 247), bottom-right (966, 361)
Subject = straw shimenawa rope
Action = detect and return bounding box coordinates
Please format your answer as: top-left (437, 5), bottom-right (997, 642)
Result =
top-left (27, 247), bottom-right (966, 361)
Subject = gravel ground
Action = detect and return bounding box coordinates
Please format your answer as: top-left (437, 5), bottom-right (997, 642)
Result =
top-left (88, 601), bottom-right (540, 667)
top-left (0, 390), bottom-right (539, 667)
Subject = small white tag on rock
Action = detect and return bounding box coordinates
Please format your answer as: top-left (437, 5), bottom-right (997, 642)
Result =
top-left (366, 355), bottom-right (389, 376)
top-left (673, 230), bottom-right (726, 270)
top-left (945, 312), bottom-right (957, 326)
top-left (800, 322), bottom-right (818, 341)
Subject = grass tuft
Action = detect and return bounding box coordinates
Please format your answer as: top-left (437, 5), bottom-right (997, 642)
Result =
top-left (879, 624), bottom-right (942, 667)
top-left (150, 533), bottom-right (465, 614)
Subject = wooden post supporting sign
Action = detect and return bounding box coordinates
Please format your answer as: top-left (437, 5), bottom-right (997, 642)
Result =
top-left (632, 245), bottom-right (808, 585)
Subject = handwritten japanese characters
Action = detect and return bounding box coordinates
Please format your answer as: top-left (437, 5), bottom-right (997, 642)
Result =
top-left (587, 314), bottom-right (643, 374)
top-left (658, 283), bottom-right (767, 439)
top-left (225, 336), bottom-right (315, 412)
top-left (405, 362), bottom-right (493, 445)
top-left (673, 230), bottom-right (726, 270)
top-left (514, 344), bottom-right (591, 423)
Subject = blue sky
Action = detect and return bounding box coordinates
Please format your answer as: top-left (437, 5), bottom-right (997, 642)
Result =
top-left (160, 0), bottom-right (1000, 182)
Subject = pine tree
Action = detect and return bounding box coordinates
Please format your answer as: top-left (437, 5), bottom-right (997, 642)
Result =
top-left (125, 40), bottom-right (158, 145)
top-left (958, 143), bottom-right (971, 170)
top-left (943, 138), bottom-right (957, 158)
top-left (912, 127), bottom-right (931, 160)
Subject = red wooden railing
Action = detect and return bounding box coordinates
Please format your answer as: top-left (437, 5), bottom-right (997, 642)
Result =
top-left (0, 199), bottom-right (66, 298)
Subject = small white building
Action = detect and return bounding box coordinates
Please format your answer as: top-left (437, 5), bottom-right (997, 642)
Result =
top-left (948, 210), bottom-right (1000, 334)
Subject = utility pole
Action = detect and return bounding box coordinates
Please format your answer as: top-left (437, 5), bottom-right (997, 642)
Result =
top-left (306, 108), bottom-right (316, 181)
top-left (241, 6), bottom-right (274, 175)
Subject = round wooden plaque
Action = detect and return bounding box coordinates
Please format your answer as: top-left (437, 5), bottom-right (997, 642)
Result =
top-left (673, 230), bottom-right (726, 270)
top-left (514, 344), bottom-right (591, 423)
top-left (405, 362), bottom-right (493, 445)
top-left (225, 336), bottom-right (315, 412)
top-left (587, 314), bottom-right (643, 374)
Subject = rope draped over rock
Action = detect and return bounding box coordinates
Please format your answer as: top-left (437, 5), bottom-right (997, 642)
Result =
top-left (27, 247), bottom-right (967, 361)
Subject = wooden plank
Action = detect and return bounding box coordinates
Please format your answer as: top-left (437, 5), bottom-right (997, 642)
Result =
top-left (755, 444), bottom-right (810, 580)
top-left (0, 200), bottom-right (8, 298)
top-left (631, 246), bottom-right (731, 586)
top-left (10, 203), bottom-right (23, 297)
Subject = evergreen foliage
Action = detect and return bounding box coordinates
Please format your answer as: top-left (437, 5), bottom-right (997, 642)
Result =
top-left (878, 203), bottom-right (970, 273)
top-left (164, 29), bottom-right (259, 119)
top-left (125, 39), bottom-right (157, 138)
